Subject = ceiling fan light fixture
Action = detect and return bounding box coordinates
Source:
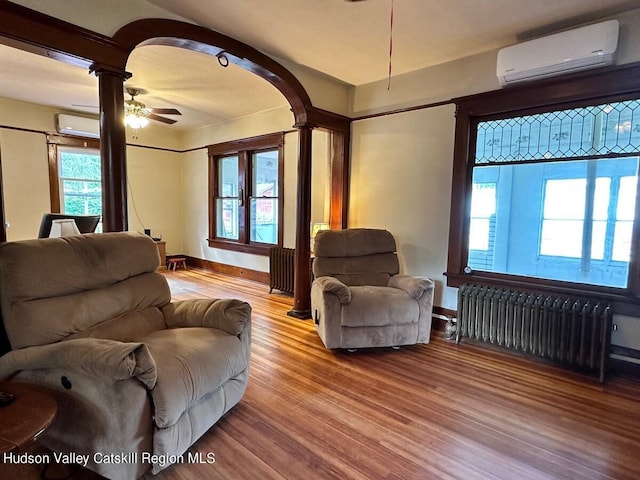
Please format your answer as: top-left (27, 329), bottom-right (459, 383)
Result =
top-left (125, 112), bottom-right (149, 129)
top-left (124, 97), bottom-right (151, 129)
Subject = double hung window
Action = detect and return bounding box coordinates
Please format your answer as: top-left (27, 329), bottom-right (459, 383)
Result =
top-left (58, 147), bottom-right (102, 220)
top-left (208, 133), bottom-right (284, 254)
top-left (47, 135), bottom-right (102, 231)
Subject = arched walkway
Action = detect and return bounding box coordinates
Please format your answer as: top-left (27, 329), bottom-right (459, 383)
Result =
top-left (0, 4), bottom-right (351, 317)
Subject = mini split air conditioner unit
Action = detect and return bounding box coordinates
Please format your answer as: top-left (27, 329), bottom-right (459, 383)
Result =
top-left (56, 113), bottom-right (100, 138)
top-left (496, 19), bottom-right (619, 86)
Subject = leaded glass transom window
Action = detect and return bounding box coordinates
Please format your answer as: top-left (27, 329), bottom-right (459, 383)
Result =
top-left (475, 100), bottom-right (640, 164)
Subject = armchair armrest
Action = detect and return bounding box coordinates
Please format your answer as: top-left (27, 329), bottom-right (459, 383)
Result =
top-left (162, 298), bottom-right (251, 336)
top-left (388, 275), bottom-right (434, 300)
top-left (313, 276), bottom-right (352, 304)
top-left (0, 338), bottom-right (157, 388)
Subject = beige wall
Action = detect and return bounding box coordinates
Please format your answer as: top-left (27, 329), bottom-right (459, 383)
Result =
top-left (348, 8), bottom-right (640, 309)
top-left (127, 146), bottom-right (182, 254)
top-left (0, 129), bottom-right (50, 240)
top-left (179, 106), bottom-right (331, 273)
top-left (0, 98), bottom-right (68, 241)
top-left (4, 4), bottom-right (640, 310)
top-left (0, 97), bottom-right (184, 253)
top-left (350, 106), bottom-right (456, 308)
top-left (179, 107), bottom-right (297, 276)
top-left (10, 0), bottom-right (352, 116)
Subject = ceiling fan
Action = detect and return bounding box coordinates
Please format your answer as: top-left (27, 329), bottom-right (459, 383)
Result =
top-left (124, 87), bottom-right (181, 125)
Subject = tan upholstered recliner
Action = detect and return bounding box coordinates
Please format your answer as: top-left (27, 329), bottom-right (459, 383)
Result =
top-left (0, 232), bottom-right (251, 479)
top-left (311, 228), bottom-right (434, 350)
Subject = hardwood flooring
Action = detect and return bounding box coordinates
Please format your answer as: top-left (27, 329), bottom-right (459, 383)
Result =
top-left (7, 268), bottom-right (638, 480)
top-left (147, 268), bottom-right (640, 480)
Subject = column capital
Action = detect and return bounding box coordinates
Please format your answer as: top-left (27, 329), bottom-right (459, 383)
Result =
top-left (89, 63), bottom-right (132, 81)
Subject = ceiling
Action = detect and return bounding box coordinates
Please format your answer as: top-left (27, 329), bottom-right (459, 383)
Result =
top-left (0, 0), bottom-right (638, 131)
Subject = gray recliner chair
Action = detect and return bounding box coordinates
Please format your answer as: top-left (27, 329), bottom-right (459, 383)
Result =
top-left (311, 228), bottom-right (434, 350)
top-left (0, 232), bottom-right (251, 479)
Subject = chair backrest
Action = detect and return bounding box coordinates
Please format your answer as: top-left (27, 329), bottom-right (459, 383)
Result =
top-left (38, 213), bottom-right (101, 238)
top-left (312, 228), bottom-right (399, 286)
top-left (0, 232), bottom-right (170, 350)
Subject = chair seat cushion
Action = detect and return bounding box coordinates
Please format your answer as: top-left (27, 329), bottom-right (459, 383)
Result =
top-left (142, 327), bottom-right (248, 429)
top-left (341, 286), bottom-right (419, 328)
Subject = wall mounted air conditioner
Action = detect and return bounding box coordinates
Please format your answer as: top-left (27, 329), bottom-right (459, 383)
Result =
top-left (496, 19), bottom-right (619, 86)
top-left (56, 113), bottom-right (100, 138)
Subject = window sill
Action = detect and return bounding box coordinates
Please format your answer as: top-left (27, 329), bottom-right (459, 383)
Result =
top-left (445, 270), bottom-right (640, 304)
top-left (207, 238), bottom-right (275, 256)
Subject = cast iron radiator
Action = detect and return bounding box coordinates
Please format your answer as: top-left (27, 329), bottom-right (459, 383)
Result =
top-left (269, 247), bottom-right (295, 294)
top-left (456, 284), bottom-right (611, 382)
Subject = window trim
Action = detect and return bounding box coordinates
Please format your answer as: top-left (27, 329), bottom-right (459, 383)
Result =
top-left (446, 62), bottom-right (640, 301)
top-left (207, 132), bottom-right (284, 255)
top-left (47, 134), bottom-right (101, 213)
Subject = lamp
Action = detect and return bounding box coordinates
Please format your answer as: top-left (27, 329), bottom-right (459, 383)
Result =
top-left (310, 222), bottom-right (330, 252)
top-left (49, 219), bottom-right (81, 237)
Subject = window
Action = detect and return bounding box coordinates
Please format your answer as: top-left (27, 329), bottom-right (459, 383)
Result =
top-left (447, 64), bottom-right (640, 297)
top-left (59, 147), bottom-right (102, 220)
top-left (208, 133), bottom-right (284, 254)
top-left (47, 135), bottom-right (102, 231)
top-left (468, 157), bottom-right (638, 288)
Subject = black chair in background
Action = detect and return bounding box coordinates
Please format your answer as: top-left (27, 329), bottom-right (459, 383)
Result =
top-left (37, 213), bottom-right (101, 238)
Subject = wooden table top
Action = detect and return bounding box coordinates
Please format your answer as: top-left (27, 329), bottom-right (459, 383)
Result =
top-left (0, 383), bottom-right (57, 453)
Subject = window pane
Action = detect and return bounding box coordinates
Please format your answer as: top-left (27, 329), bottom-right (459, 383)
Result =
top-left (252, 150), bottom-right (278, 196)
top-left (59, 148), bottom-right (102, 221)
top-left (469, 183), bottom-right (496, 252)
top-left (470, 183), bottom-right (496, 217)
top-left (540, 219), bottom-right (583, 258)
top-left (250, 198), bottom-right (277, 244)
top-left (60, 151), bottom-right (101, 180)
top-left (217, 199), bottom-right (239, 240)
top-left (469, 156), bottom-right (637, 288)
top-left (219, 156), bottom-right (238, 197)
top-left (543, 179), bottom-right (585, 219)
top-left (613, 221), bottom-right (633, 261)
top-left (591, 220), bottom-right (606, 260)
top-left (469, 219), bottom-right (490, 250)
top-left (593, 178), bottom-right (611, 220)
top-left (612, 176), bottom-right (638, 262)
top-left (617, 176), bottom-right (637, 221)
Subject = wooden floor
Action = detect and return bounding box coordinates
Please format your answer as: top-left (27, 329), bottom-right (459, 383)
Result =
top-left (13, 268), bottom-right (640, 480)
top-left (146, 268), bottom-right (640, 480)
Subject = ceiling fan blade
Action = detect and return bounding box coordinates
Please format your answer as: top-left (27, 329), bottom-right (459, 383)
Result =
top-left (147, 113), bottom-right (177, 125)
top-left (150, 108), bottom-right (181, 116)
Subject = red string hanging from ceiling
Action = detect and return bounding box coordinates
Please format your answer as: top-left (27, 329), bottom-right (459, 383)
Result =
top-left (387, 0), bottom-right (394, 90)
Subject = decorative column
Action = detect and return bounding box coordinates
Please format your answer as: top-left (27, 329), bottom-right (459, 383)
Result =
top-left (92, 66), bottom-right (130, 232)
top-left (288, 125), bottom-right (313, 319)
